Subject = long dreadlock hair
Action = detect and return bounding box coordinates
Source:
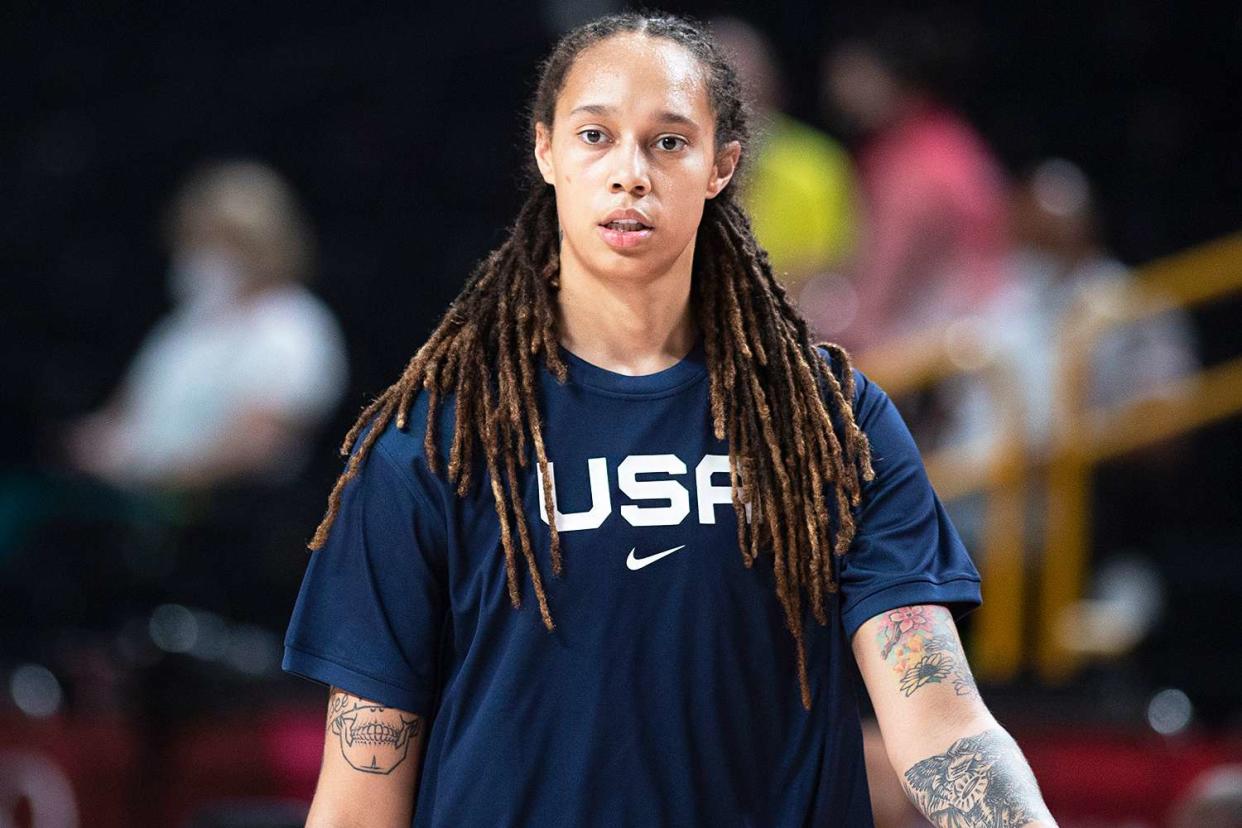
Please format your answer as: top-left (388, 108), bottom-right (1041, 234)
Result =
top-left (308, 11), bottom-right (874, 711)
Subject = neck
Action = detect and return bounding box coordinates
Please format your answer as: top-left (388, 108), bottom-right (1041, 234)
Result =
top-left (555, 239), bottom-right (698, 376)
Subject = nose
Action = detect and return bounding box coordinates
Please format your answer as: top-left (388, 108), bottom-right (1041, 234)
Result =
top-left (609, 139), bottom-right (650, 196)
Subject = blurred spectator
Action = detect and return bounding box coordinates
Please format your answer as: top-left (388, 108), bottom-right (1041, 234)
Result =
top-left (820, 11), bottom-right (1009, 351)
top-left (936, 158), bottom-right (1199, 635)
top-left (952, 158), bottom-right (1198, 458)
top-left (710, 17), bottom-right (858, 299)
top-left (61, 161), bottom-right (347, 493)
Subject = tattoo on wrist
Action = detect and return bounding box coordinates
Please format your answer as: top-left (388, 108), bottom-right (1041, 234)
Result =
top-left (327, 689), bottom-right (422, 775)
top-left (903, 727), bottom-right (1052, 828)
top-left (875, 605), bottom-right (979, 698)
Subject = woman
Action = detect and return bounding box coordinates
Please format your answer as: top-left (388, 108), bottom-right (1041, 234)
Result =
top-left (284, 13), bottom-right (1056, 827)
top-left (64, 160), bottom-right (347, 491)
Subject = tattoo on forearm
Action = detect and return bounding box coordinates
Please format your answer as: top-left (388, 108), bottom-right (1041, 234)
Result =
top-left (875, 605), bottom-right (979, 698)
top-left (903, 727), bottom-right (1053, 828)
top-left (327, 689), bottom-right (422, 775)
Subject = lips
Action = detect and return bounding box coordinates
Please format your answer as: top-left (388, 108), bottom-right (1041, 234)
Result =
top-left (602, 219), bottom-right (650, 231)
top-left (599, 207), bottom-right (653, 228)
top-left (598, 208), bottom-right (654, 249)
top-left (597, 224), bottom-right (653, 249)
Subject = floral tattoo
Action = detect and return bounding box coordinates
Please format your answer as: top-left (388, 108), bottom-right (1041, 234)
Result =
top-left (875, 604), bottom-right (979, 698)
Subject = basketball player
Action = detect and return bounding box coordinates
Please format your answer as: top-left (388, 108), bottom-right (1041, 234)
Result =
top-left (283, 12), bottom-right (1056, 827)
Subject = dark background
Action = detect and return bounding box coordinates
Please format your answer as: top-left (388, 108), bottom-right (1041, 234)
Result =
top-left (5, 1), bottom-right (1239, 455)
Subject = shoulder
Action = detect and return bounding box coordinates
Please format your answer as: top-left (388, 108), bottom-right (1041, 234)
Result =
top-left (812, 343), bottom-right (884, 415)
top-left (351, 384), bottom-right (461, 502)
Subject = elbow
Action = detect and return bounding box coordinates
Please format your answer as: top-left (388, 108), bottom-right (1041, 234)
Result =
top-left (886, 704), bottom-right (998, 775)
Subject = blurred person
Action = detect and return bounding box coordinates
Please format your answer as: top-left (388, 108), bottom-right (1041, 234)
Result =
top-left (61, 160), bottom-right (348, 492)
top-left (22, 159), bottom-right (351, 634)
top-left (949, 158), bottom-right (1198, 459)
top-left (822, 10), bottom-right (1010, 352)
top-left (997, 158), bottom-right (1196, 451)
top-left (939, 159), bottom-right (1198, 658)
top-left (283, 12), bottom-right (1056, 827)
top-left (1001, 160), bottom-right (1197, 631)
top-left (710, 16), bottom-right (858, 298)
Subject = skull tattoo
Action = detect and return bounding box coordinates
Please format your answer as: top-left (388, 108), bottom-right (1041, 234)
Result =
top-left (328, 692), bottom-right (421, 775)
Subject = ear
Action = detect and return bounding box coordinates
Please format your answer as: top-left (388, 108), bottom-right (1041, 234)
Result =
top-left (705, 140), bottom-right (741, 200)
top-left (534, 121), bottom-right (555, 186)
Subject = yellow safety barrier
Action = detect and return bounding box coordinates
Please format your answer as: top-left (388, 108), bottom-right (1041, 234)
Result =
top-left (857, 231), bottom-right (1242, 685)
top-left (1039, 232), bottom-right (1242, 681)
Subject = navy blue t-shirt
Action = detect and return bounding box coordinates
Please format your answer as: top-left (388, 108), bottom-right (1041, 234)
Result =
top-left (283, 339), bottom-right (981, 827)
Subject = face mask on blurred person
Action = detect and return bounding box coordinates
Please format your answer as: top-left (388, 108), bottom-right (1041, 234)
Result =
top-left (167, 249), bottom-right (248, 310)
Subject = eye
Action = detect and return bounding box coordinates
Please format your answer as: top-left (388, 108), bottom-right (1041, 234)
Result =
top-left (655, 135), bottom-right (688, 152)
top-left (578, 128), bottom-right (608, 145)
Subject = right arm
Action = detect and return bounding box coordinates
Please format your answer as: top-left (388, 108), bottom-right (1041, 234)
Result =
top-left (306, 686), bottom-right (429, 828)
top-left (285, 422), bottom-right (448, 825)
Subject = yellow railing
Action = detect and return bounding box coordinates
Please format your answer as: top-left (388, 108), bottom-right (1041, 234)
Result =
top-left (1039, 232), bottom-right (1242, 681)
top-left (856, 231), bottom-right (1242, 684)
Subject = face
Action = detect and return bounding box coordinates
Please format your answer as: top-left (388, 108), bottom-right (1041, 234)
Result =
top-left (534, 33), bottom-right (740, 285)
top-left (168, 210), bottom-right (256, 306)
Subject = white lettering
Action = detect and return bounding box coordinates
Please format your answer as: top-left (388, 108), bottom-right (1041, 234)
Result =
top-left (535, 453), bottom-right (752, 531)
top-left (696, 454), bottom-right (753, 524)
top-left (537, 457), bottom-right (611, 531)
top-left (618, 454), bottom-right (690, 527)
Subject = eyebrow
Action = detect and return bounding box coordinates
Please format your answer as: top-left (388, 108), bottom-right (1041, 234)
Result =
top-left (568, 103), bottom-right (700, 129)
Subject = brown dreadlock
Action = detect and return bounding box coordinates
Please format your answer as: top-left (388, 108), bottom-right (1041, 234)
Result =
top-left (307, 12), bottom-right (874, 711)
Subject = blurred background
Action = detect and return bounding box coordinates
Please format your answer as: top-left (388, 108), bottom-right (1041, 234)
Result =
top-left (2, 1), bottom-right (1240, 826)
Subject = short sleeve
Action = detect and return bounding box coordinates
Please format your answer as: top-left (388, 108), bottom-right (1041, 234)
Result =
top-left (836, 367), bottom-right (983, 642)
top-left (282, 431), bottom-right (447, 716)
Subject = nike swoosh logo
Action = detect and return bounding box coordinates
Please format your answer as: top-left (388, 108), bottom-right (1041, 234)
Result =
top-left (626, 545), bottom-right (686, 571)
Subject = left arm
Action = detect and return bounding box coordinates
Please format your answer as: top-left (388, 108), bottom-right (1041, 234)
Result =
top-left (852, 603), bottom-right (1057, 828)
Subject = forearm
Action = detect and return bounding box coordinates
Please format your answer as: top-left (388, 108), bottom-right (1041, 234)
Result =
top-left (306, 807), bottom-right (410, 828)
top-left (895, 717), bottom-right (1057, 828)
top-left (854, 605), bottom-right (1057, 828)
